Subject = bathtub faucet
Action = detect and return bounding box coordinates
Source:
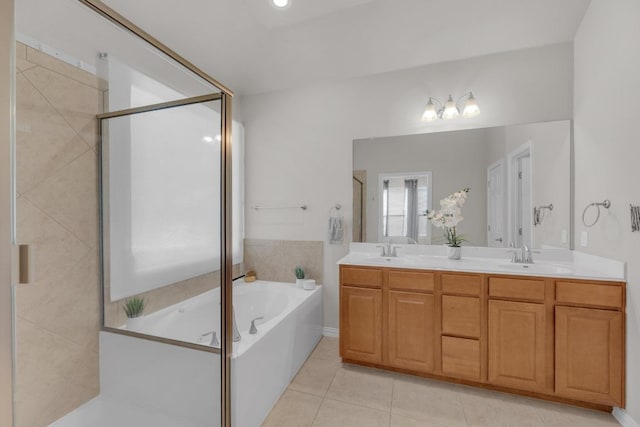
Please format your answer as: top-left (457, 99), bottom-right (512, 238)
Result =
top-left (232, 307), bottom-right (241, 342)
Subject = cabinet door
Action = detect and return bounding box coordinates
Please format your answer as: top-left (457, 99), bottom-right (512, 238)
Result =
top-left (556, 306), bottom-right (623, 406)
top-left (340, 286), bottom-right (382, 364)
top-left (488, 300), bottom-right (546, 392)
top-left (388, 291), bottom-right (434, 372)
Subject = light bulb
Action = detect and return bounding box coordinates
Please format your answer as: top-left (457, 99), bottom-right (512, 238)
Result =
top-left (462, 92), bottom-right (480, 118)
top-left (441, 95), bottom-right (459, 120)
top-left (272, 0), bottom-right (289, 8)
top-left (421, 99), bottom-right (438, 122)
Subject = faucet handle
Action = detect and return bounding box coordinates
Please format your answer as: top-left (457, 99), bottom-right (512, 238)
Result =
top-left (391, 246), bottom-right (401, 257)
top-left (376, 245), bottom-right (386, 257)
top-left (249, 317), bottom-right (264, 335)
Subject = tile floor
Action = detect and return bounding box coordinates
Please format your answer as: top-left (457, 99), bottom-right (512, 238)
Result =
top-left (262, 337), bottom-right (621, 427)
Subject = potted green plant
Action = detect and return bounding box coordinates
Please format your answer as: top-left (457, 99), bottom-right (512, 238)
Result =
top-left (294, 266), bottom-right (305, 288)
top-left (123, 296), bottom-right (146, 331)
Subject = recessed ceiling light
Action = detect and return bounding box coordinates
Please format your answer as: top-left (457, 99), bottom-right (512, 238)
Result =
top-left (272, 0), bottom-right (289, 8)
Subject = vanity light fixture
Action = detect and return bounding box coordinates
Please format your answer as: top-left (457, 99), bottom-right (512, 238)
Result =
top-left (421, 92), bottom-right (480, 122)
top-left (272, 0), bottom-right (290, 8)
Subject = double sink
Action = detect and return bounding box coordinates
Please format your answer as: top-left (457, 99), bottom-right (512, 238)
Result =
top-left (347, 253), bottom-right (574, 276)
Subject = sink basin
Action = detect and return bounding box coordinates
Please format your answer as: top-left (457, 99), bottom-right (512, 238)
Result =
top-left (497, 263), bottom-right (573, 275)
top-left (358, 256), bottom-right (410, 265)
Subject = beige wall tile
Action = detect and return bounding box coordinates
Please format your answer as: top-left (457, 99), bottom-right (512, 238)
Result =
top-left (15, 73), bottom-right (89, 194)
top-left (16, 250), bottom-right (100, 351)
top-left (104, 263), bottom-right (244, 328)
top-left (14, 319), bottom-right (99, 427)
top-left (244, 239), bottom-right (323, 284)
top-left (25, 46), bottom-right (105, 90)
top-left (22, 66), bottom-right (102, 148)
top-left (25, 150), bottom-right (99, 248)
top-left (15, 48), bottom-right (102, 426)
top-left (16, 197), bottom-right (91, 284)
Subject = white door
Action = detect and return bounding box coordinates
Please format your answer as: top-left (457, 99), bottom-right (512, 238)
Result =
top-left (517, 155), bottom-right (533, 248)
top-left (487, 161), bottom-right (504, 247)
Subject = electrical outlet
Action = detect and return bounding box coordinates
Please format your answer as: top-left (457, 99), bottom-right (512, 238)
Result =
top-left (561, 229), bottom-right (567, 244)
top-left (581, 231), bottom-right (588, 247)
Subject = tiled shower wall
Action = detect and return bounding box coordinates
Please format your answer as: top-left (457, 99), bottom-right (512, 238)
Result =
top-left (14, 42), bottom-right (103, 427)
top-left (244, 239), bottom-right (324, 284)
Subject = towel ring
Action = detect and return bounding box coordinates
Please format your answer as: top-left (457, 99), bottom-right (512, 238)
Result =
top-left (582, 200), bottom-right (611, 227)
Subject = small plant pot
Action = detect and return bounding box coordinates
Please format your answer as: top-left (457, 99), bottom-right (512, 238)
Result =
top-left (296, 278), bottom-right (304, 288)
top-left (447, 246), bottom-right (462, 260)
top-left (126, 316), bottom-right (144, 331)
top-left (303, 279), bottom-right (316, 291)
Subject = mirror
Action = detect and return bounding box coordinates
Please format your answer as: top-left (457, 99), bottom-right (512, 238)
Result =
top-left (353, 120), bottom-right (571, 249)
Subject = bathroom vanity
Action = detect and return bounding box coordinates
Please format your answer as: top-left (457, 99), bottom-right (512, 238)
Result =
top-left (338, 246), bottom-right (625, 410)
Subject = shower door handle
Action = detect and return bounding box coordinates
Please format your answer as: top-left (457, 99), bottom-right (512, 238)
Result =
top-left (12, 244), bottom-right (33, 285)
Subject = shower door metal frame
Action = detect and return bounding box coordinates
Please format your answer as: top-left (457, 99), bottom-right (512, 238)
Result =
top-left (1, 0), bottom-right (15, 426)
top-left (79, 1), bottom-right (235, 427)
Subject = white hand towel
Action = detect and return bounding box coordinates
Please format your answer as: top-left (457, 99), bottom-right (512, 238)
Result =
top-left (328, 217), bottom-right (344, 244)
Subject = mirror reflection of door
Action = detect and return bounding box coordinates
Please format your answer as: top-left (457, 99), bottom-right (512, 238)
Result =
top-left (509, 144), bottom-right (533, 248)
top-left (352, 170), bottom-right (366, 242)
top-left (487, 160), bottom-right (504, 247)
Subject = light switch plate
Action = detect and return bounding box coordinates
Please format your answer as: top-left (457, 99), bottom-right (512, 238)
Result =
top-left (561, 229), bottom-right (568, 243)
top-left (581, 231), bottom-right (588, 247)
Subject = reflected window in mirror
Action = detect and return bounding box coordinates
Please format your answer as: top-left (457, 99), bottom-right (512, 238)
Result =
top-left (380, 172), bottom-right (432, 244)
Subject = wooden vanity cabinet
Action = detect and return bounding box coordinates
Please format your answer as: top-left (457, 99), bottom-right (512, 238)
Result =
top-left (554, 280), bottom-right (625, 407)
top-left (339, 265), bottom-right (626, 410)
top-left (488, 300), bottom-right (546, 392)
top-left (340, 267), bottom-right (383, 364)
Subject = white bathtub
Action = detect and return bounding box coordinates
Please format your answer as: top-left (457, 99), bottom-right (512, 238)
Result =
top-left (99, 279), bottom-right (323, 427)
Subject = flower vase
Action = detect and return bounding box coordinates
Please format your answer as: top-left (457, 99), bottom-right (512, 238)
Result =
top-left (447, 246), bottom-right (462, 260)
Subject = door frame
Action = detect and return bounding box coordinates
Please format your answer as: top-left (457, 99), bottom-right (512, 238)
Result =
top-left (0, 0), bottom-right (15, 425)
top-left (486, 159), bottom-right (504, 247)
top-left (507, 142), bottom-right (534, 248)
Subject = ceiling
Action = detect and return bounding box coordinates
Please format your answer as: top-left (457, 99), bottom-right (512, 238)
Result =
top-left (98, 0), bottom-right (591, 95)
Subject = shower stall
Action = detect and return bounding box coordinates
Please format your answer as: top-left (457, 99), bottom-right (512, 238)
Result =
top-left (1, 0), bottom-right (245, 425)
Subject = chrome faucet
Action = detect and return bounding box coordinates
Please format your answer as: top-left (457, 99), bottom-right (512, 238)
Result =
top-left (508, 242), bottom-right (534, 264)
top-left (377, 238), bottom-right (400, 257)
top-left (249, 317), bottom-right (264, 335)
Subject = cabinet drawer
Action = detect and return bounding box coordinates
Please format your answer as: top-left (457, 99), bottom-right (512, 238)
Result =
top-left (442, 336), bottom-right (481, 380)
top-left (341, 266), bottom-right (383, 288)
top-left (442, 274), bottom-right (481, 296)
top-left (489, 277), bottom-right (545, 301)
top-left (556, 281), bottom-right (623, 309)
top-left (389, 270), bottom-right (434, 292)
top-left (442, 295), bottom-right (480, 338)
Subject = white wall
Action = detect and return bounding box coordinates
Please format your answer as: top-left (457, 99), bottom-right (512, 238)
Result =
top-left (574, 0), bottom-right (640, 419)
top-left (354, 130), bottom-right (491, 247)
top-left (240, 43), bottom-right (573, 330)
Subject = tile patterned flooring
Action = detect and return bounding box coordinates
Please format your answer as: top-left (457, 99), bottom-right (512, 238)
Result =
top-left (262, 337), bottom-right (621, 427)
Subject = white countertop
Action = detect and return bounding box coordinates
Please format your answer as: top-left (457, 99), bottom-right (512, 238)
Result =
top-left (337, 243), bottom-right (625, 282)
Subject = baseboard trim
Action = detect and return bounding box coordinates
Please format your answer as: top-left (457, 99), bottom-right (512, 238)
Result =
top-left (322, 327), bottom-right (339, 337)
top-left (614, 408), bottom-right (640, 427)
